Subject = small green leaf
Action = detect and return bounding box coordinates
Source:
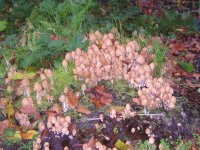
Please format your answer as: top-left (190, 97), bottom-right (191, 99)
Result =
top-left (178, 61), bottom-right (194, 73)
top-left (114, 139), bottom-right (128, 150)
top-left (0, 21), bottom-right (7, 31)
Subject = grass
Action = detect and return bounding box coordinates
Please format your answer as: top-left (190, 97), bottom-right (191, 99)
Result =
top-left (152, 42), bottom-right (166, 77)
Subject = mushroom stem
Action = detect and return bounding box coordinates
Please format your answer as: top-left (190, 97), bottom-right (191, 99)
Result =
top-left (62, 102), bottom-right (68, 112)
top-left (144, 107), bottom-right (149, 114)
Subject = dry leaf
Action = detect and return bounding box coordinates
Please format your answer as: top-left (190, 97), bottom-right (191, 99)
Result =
top-left (77, 106), bottom-right (91, 115)
top-left (90, 94), bottom-right (103, 108)
top-left (21, 130), bottom-right (37, 139)
top-left (68, 91), bottom-right (78, 108)
top-left (100, 96), bottom-right (112, 105)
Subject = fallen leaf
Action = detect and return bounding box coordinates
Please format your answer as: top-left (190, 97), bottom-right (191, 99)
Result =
top-left (114, 139), bottom-right (129, 150)
top-left (77, 106), bottom-right (91, 115)
top-left (14, 131), bottom-right (21, 139)
top-left (94, 85), bottom-right (105, 92)
top-left (21, 130), bottom-right (37, 140)
top-left (68, 91), bottom-right (78, 108)
top-left (8, 72), bottom-right (36, 80)
top-left (91, 95), bottom-right (103, 108)
top-left (178, 61), bottom-right (194, 73)
top-left (100, 96), bottom-right (112, 105)
top-left (0, 120), bottom-right (9, 135)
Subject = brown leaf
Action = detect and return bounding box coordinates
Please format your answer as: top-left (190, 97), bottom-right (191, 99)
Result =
top-left (94, 85), bottom-right (105, 92)
top-left (50, 103), bottom-right (62, 114)
top-left (77, 106), bottom-right (91, 115)
top-left (100, 96), bottom-right (112, 105)
top-left (0, 120), bottom-right (9, 135)
top-left (68, 91), bottom-right (78, 108)
top-left (91, 96), bottom-right (103, 108)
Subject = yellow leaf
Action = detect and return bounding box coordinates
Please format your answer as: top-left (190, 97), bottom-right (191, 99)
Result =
top-left (9, 72), bottom-right (36, 80)
top-left (21, 130), bottom-right (37, 139)
top-left (14, 131), bottom-right (22, 139)
top-left (114, 139), bottom-right (129, 150)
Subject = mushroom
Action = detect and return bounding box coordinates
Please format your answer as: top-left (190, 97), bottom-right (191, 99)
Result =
top-left (59, 95), bottom-right (68, 112)
top-left (34, 82), bottom-right (42, 104)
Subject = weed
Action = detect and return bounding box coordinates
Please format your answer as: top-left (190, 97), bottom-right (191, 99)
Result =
top-left (136, 140), bottom-right (156, 150)
top-left (52, 61), bottom-right (74, 98)
top-left (152, 42), bottom-right (166, 77)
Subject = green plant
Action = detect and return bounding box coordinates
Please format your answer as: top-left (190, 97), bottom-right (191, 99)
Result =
top-left (159, 139), bottom-right (170, 150)
top-left (136, 140), bottom-right (156, 150)
top-left (52, 61), bottom-right (75, 98)
top-left (0, 128), bottom-right (21, 146)
top-left (152, 42), bottom-right (166, 77)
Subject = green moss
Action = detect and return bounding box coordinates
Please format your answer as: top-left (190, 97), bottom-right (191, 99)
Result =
top-left (112, 79), bottom-right (137, 99)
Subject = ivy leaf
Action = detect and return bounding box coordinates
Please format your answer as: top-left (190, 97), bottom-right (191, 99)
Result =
top-left (178, 61), bottom-right (194, 73)
top-left (0, 21), bottom-right (7, 31)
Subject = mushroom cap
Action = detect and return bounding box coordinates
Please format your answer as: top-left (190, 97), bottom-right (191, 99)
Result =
top-left (34, 82), bottom-right (42, 92)
top-left (59, 95), bottom-right (66, 102)
top-left (21, 77), bottom-right (30, 87)
top-left (136, 55), bottom-right (145, 65)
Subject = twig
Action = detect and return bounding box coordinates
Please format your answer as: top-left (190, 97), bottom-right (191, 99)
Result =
top-left (137, 113), bottom-right (165, 116)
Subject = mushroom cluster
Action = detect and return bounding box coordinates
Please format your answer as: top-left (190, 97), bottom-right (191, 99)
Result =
top-left (47, 116), bottom-right (72, 137)
top-left (133, 77), bottom-right (176, 109)
top-left (63, 31), bottom-right (154, 87)
top-left (62, 30), bottom-right (176, 110)
top-left (15, 111), bottom-right (30, 126)
top-left (121, 103), bottom-right (137, 119)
